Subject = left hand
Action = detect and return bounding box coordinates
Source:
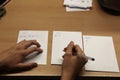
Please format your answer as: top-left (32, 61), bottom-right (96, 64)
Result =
top-left (0, 40), bottom-right (43, 73)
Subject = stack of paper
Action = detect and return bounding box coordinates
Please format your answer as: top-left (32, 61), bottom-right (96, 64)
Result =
top-left (63, 0), bottom-right (93, 12)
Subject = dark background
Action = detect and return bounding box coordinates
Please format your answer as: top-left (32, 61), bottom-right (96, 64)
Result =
top-left (0, 0), bottom-right (6, 5)
top-left (0, 76), bottom-right (120, 80)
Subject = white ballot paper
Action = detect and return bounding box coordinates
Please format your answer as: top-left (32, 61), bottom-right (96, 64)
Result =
top-left (83, 36), bottom-right (119, 72)
top-left (51, 31), bottom-right (83, 64)
top-left (64, 0), bottom-right (92, 12)
top-left (66, 7), bottom-right (90, 12)
top-left (64, 0), bottom-right (92, 8)
top-left (17, 30), bottom-right (48, 64)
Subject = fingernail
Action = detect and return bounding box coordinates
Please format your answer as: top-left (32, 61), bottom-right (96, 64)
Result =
top-left (41, 49), bottom-right (43, 53)
top-left (38, 49), bottom-right (43, 53)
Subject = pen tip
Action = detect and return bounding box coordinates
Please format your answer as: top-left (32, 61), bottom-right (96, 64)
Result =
top-left (91, 58), bottom-right (95, 61)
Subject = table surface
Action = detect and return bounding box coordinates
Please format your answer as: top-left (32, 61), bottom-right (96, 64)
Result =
top-left (0, 0), bottom-right (120, 76)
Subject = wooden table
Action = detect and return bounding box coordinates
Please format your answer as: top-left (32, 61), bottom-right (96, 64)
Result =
top-left (0, 0), bottom-right (120, 76)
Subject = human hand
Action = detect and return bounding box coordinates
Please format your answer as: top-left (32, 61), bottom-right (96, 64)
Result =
top-left (0, 40), bottom-right (43, 73)
top-left (61, 41), bottom-right (88, 80)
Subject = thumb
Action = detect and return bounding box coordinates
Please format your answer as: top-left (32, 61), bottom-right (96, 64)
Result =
top-left (13, 62), bottom-right (38, 71)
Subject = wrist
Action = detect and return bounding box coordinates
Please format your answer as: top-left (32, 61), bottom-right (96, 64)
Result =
top-left (0, 58), bottom-right (8, 72)
top-left (61, 71), bottom-right (75, 80)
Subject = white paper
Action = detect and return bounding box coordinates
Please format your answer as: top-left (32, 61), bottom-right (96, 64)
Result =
top-left (64, 0), bottom-right (87, 8)
top-left (51, 31), bottom-right (83, 64)
top-left (66, 7), bottom-right (90, 12)
top-left (64, 0), bottom-right (92, 8)
top-left (64, 0), bottom-right (92, 12)
top-left (83, 36), bottom-right (119, 72)
top-left (17, 30), bottom-right (48, 64)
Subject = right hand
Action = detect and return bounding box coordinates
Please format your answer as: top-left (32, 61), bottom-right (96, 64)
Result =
top-left (61, 41), bottom-right (88, 80)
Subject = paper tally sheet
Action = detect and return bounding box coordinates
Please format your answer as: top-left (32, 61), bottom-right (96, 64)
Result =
top-left (51, 31), bottom-right (83, 64)
top-left (83, 36), bottom-right (119, 72)
top-left (17, 30), bottom-right (48, 64)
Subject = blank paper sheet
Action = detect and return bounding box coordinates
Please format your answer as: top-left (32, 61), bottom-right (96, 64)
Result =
top-left (83, 35), bottom-right (119, 72)
top-left (51, 31), bottom-right (83, 64)
top-left (17, 30), bottom-right (48, 64)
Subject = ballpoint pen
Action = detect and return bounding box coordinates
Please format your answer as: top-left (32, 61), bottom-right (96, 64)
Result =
top-left (84, 56), bottom-right (95, 61)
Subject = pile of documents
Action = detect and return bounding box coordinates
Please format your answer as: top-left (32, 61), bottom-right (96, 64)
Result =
top-left (63, 0), bottom-right (93, 12)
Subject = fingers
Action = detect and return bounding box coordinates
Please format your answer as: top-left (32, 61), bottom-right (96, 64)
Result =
top-left (65, 41), bottom-right (74, 54)
top-left (17, 40), bottom-right (43, 57)
top-left (63, 47), bottom-right (67, 52)
top-left (74, 45), bottom-right (88, 63)
top-left (22, 47), bottom-right (43, 57)
top-left (18, 40), bottom-right (41, 49)
top-left (74, 45), bottom-right (84, 56)
top-left (13, 62), bottom-right (38, 71)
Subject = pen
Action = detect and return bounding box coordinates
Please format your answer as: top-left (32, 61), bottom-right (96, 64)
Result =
top-left (85, 56), bottom-right (95, 61)
top-left (61, 54), bottom-right (95, 61)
